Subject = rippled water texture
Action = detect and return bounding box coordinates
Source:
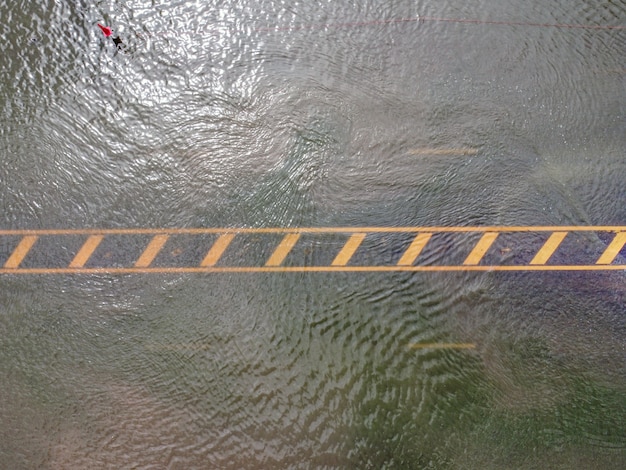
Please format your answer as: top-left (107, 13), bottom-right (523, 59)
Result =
top-left (1, 0), bottom-right (625, 468)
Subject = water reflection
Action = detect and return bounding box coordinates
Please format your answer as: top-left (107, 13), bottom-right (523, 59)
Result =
top-left (1, 0), bottom-right (625, 467)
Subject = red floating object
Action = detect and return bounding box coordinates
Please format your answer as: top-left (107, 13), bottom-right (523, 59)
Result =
top-left (97, 23), bottom-right (112, 37)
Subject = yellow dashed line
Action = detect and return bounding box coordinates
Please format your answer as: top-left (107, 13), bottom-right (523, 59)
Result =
top-left (331, 233), bottom-right (366, 266)
top-left (4, 235), bottom-right (38, 269)
top-left (201, 233), bottom-right (235, 267)
top-left (596, 232), bottom-right (626, 265)
top-left (69, 235), bottom-right (104, 268)
top-left (408, 343), bottom-right (476, 349)
top-left (0, 226), bottom-right (625, 235)
top-left (135, 234), bottom-right (169, 268)
top-left (463, 232), bottom-right (498, 265)
top-left (530, 231), bottom-right (568, 265)
top-left (265, 233), bottom-right (300, 267)
top-left (407, 147), bottom-right (479, 156)
top-left (1, 264), bottom-right (626, 275)
top-left (144, 343), bottom-right (212, 352)
top-left (397, 233), bottom-right (432, 266)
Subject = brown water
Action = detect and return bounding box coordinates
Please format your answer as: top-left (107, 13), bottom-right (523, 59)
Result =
top-left (1, 0), bottom-right (625, 468)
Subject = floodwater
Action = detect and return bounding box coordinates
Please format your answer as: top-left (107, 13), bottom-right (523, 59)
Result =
top-left (1, 0), bottom-right (625, 468)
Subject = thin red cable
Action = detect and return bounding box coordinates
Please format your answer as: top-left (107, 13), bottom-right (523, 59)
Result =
top-left (254, 15), bottom-right (626, 33)
top-left (107, 15), bottom-right (625, 40)
top-left (420, 16), bottom-right (626, 30)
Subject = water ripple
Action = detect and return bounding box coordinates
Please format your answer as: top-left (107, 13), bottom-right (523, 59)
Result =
top-left (1, 0), bottom-right (625, 467)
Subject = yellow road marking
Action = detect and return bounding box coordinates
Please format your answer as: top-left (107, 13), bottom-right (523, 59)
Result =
top-left (596, 232), bottom-right (626, 265)
top-left (1, 227), bottom-right (626, 274)
top-left (1, 264), bottom-right (626, 275)
top-left (4, 236), bottom-right (38, 269)
top-left (408, 343), bottom-right (476, 349)
top-left (397, 233), bottom-right (432, 266)
top-left (201, 233), bottom-right (235, 267)
top-left (530, 231), bottom-right (568, 265)
top-left (463, 232), bottom-right (498, 265)
top-left (265, 233), bottom-right (300, 266)
top-left (144, 343), bottom-right (212, 352)
top-left (134, 234), bottom-right (169, 268)
top-left (332, 233), bottom-right (366, 266)
top-left (69, 235), bottom-right (104, 268)
top-left (0, 226), bottom-right (625, 236)
top-left (408, 147), bottom-right (478, 155)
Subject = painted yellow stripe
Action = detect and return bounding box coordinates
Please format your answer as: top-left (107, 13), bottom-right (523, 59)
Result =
top-left (0, 226), bottom-right (625, 236)
top-left (201, 233), bottom-right (235, 267)
top-left (144, 343), bottom-right (212, 352)
top-left (2, 264), bottom-right (626, 275)
top-left (3, 226), bottom-right (626, 275)
top-left (408, 343), bottom-right (476, 349)
top-left (408, 147), bottom-right (478, 155)
top-left (265, 233), bottom-right (300, 267)
top-left (530, 231), bottom-right (568, 265)
top-left (397, 233), bottom-right (432, 266)
top-left (69, 235), bottom-right (104, 268)
top-left (4, 236), bottom-right (38, 269)
top-left (332, 233), bottom-right (366, 266)
top-left (463, 232), bottom-right (498, 265)
top-left (596, 232), bottom-right (626, 265)
top-left (134, 234), bottom-right (169, 268)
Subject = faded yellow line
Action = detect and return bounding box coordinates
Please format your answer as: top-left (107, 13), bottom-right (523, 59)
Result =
top-left (2, 264), bottom-right (626, 275)
top-left (332, 233), bottom-right (367, 266)
top-left (69, 235), bottom-right (104, 268)
top-left (201, 233), bottom-right (235, 267)
top-left (408, 147), bottom-right (478, 155)
top-left (134, 234), bottom-right (169, 268)
top-left (397, 233), bottom-right (432, 266)
top-left (265, 233), bottom-right (300, 267)
top-left (144, 343), bottom-right (211, 352)
top-left (408, 343), bottom-right (476, 349)
top-left (0, 226), bottom-right (625, 236)
top-left (4, 236), bottom-right (38, 269)
top-left (596, 232), bottom-right (626, 265)
top-left (463, 232), bottom-right (498, 265)
top-left (530, 231), bottom-right (568, 265)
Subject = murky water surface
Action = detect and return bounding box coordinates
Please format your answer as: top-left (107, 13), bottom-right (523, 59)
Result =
top-left (1, 0), bottom-right (625, 468)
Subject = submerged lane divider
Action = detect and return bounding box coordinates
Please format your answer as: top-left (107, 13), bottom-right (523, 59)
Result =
top-left (408, 343), bottom-right (476, 350)
top-left (0, 226), bottom-right (625, 274)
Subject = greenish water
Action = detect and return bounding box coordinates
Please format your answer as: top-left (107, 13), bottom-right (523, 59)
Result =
top-left (1, 0), bottom-right (625, 468)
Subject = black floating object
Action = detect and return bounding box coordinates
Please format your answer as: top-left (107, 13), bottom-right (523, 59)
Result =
top-left (112, 36), bottom-right (124, 49)
top-left (98, 23), bottom-right (125, 50)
